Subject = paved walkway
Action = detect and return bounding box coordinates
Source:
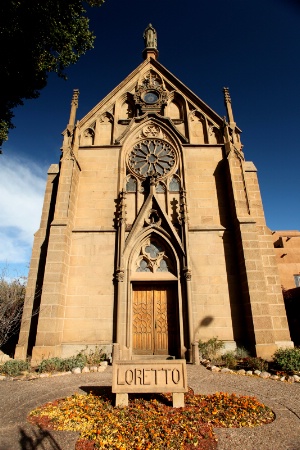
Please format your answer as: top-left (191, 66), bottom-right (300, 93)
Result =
top-left (0, 365), bottom-right (299, 449)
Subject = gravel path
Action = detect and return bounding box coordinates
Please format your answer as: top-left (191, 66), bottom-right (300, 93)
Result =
top-left (0, 365), bottom-right (299, 449)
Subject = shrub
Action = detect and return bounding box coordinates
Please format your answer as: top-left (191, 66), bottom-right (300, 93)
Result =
top-left (38, 357), bottom-right (66, 373)
top-left (241, 357), bottom-right (268, 372)
top-left (273, 347), bottom-right (300, 373)
top-left (38, 354), bottom-right (87, 373)
top-left (79, 346), bottom-right (107, 366)
top-left (221, 351), bottom-right (238, 369)
top-left (235, 346), bottom-right (249, 359)
top-left (0, 359), bottom-right (30, 376)
top-left (198, 337), bottom-right (224, 360)
top-left (63, 354), bottom-right (87, 371)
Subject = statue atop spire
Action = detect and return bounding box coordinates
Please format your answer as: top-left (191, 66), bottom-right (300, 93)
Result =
top-left (143, 24), bottom-right (158, 60)
top-left (144, 24), bottom-right (157, 49)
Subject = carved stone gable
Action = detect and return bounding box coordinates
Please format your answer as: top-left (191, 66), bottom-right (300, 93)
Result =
top-left (134, 70), bottom-right (168, 115)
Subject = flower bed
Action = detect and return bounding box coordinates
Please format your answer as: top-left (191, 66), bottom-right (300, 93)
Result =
top-left (28, 388), bottom-right (275, 449)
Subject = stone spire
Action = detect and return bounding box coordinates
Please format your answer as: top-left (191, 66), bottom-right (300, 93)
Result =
top-left (67, 89), bottom-right (79, 132)
top-left (143, 24), bottom-right (159, 60)
top-left (223, 87), bottom-right (235, 128)
top-left (223, 87), bottom-right (243, 153)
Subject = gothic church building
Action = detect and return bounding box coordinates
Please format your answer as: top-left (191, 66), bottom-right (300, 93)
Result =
top-left (16, 25), bottom-right (293, 364)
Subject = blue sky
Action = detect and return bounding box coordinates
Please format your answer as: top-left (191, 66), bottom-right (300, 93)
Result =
top-left (1, 0), bottom-right (300, 278)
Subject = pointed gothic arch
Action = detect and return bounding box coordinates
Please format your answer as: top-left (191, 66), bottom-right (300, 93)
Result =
top-left (94, 112), bottom-right (114, 145)
top-left (81, 126), bottom-right (95, 146)
top-left (124, 230), bottom-right (184, 358)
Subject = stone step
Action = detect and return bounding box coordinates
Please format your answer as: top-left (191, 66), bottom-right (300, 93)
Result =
top-left (131, 355), bottom-right (175, 360)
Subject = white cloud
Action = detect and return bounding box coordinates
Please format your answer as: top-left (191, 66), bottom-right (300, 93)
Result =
top-left (0, 155), bottom-right (46, 265)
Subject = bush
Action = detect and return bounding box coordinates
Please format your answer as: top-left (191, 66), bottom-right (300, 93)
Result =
top-left (79, 346), bottom-right (107, 366)
top-left (240, 357), bottom-right (268, 372)
top-left (38, 357), bottom-right (66, 373)
top-left (235, 346), bottom-right (249, 359)
top-left (273, 347), bottom-right (300, 373)
top-left (198, 337), bottom-right (224, 360)
top-left (0, 359), bottom-right (30, 376)
top-left (38, 354), bottom-right (87, 373)
top-left (221, 351), bottom-right (238, 369)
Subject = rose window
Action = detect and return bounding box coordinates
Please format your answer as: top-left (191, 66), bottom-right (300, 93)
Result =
top-left (128, 139), bottom-right (175, 178)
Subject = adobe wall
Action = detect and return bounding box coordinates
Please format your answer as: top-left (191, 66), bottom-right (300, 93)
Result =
top-left (272, 231), bottom-right (300, 290)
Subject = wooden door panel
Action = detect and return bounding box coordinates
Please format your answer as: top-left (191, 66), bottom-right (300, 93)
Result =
top-left (132, 284), bottom-right (177, 356)
top-left (132, 287), bottom-right (153, 354)
top-left (154, 288), bottom-right (168, 354)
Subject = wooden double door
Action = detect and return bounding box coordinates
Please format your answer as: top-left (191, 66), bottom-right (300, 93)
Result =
top-left (132, 283), bottom-right (178, 356)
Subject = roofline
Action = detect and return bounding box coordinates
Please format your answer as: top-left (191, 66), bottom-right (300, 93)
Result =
top-left (62, 56), bottom-right (242, 134)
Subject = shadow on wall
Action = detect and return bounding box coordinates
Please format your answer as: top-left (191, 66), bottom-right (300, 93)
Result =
top-left (213, 159), bottom-right (250, 348)
top-left (193, 316), bottom-right (214, 341)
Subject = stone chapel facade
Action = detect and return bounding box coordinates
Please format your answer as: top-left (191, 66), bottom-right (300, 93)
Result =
top-left (16, 25), bottom-right (293, 364)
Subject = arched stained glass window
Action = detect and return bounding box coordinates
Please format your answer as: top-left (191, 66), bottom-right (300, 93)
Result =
top-left (156, 182), bottom-right (165, 193)
top-left (135, 238), bottom-right (174, 274)
top-left (169, 176), bottom-right (180, 192)
top-left (126, 176), bottom-right (137, 192)
top-left (157, 259), bottom-right (169, 272)
top-left (145, 242), bottom-right (163, 258)
top-left (137, 259), bottom-right (151, 272)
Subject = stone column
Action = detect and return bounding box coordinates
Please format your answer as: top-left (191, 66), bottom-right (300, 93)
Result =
top-left (225, 136), bottom-right (291, 358)
top-left (244, 163), bottom-right (293, 350)
top-left (15, 164), bottom-right (59, 359)
top-left (179, 189), bottom-right (194, 361)
top-left (30, 149), bottom-right (80, 364)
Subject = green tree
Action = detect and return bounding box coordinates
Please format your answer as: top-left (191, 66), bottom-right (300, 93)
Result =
top-left (0, 0), bottom-right (104, 147)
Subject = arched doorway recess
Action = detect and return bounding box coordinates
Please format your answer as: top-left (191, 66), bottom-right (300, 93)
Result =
top-left (130, 236), bottom-right (181, 358)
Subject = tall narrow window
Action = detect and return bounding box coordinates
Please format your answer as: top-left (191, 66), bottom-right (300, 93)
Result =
top-left (169, 176), bottom-right (180, 192)
top-left (126, 176), bottom-right (137, 192)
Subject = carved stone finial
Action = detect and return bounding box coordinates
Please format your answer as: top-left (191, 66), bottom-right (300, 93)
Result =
top-left (223, 86), bottom-right (235, 126)
top-left (68, 89), bottom-right (80, 130)
top-left (179, 189), bottom-right (189, 225)
top-left (223, 87), bottom-right (231, 104)
top-left (72, 89), bottom-right (80, 107)
top-left (143, 24), bottom-right (159, 60)
top-left (223, 87), bottom-right (243, 152)
top-left (117, 190), bottom-right (127, 226)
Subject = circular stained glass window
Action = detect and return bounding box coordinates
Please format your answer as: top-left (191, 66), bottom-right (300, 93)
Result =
top-left (128, 139), bottom-right (176, 178)
top-left (143, 91), bottom-right (159, 104)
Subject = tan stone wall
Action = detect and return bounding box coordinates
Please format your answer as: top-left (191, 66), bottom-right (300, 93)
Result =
top-left (64, 232), bottom-right (115, 345)
top-left (75, 148), bottom-right (119, 229)
top-left (184, 145), bottom-right (239, 344)
top-left (185, 146), bottom-right (224, 228)
top-left (189, 231), bottom-right (235, 342)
